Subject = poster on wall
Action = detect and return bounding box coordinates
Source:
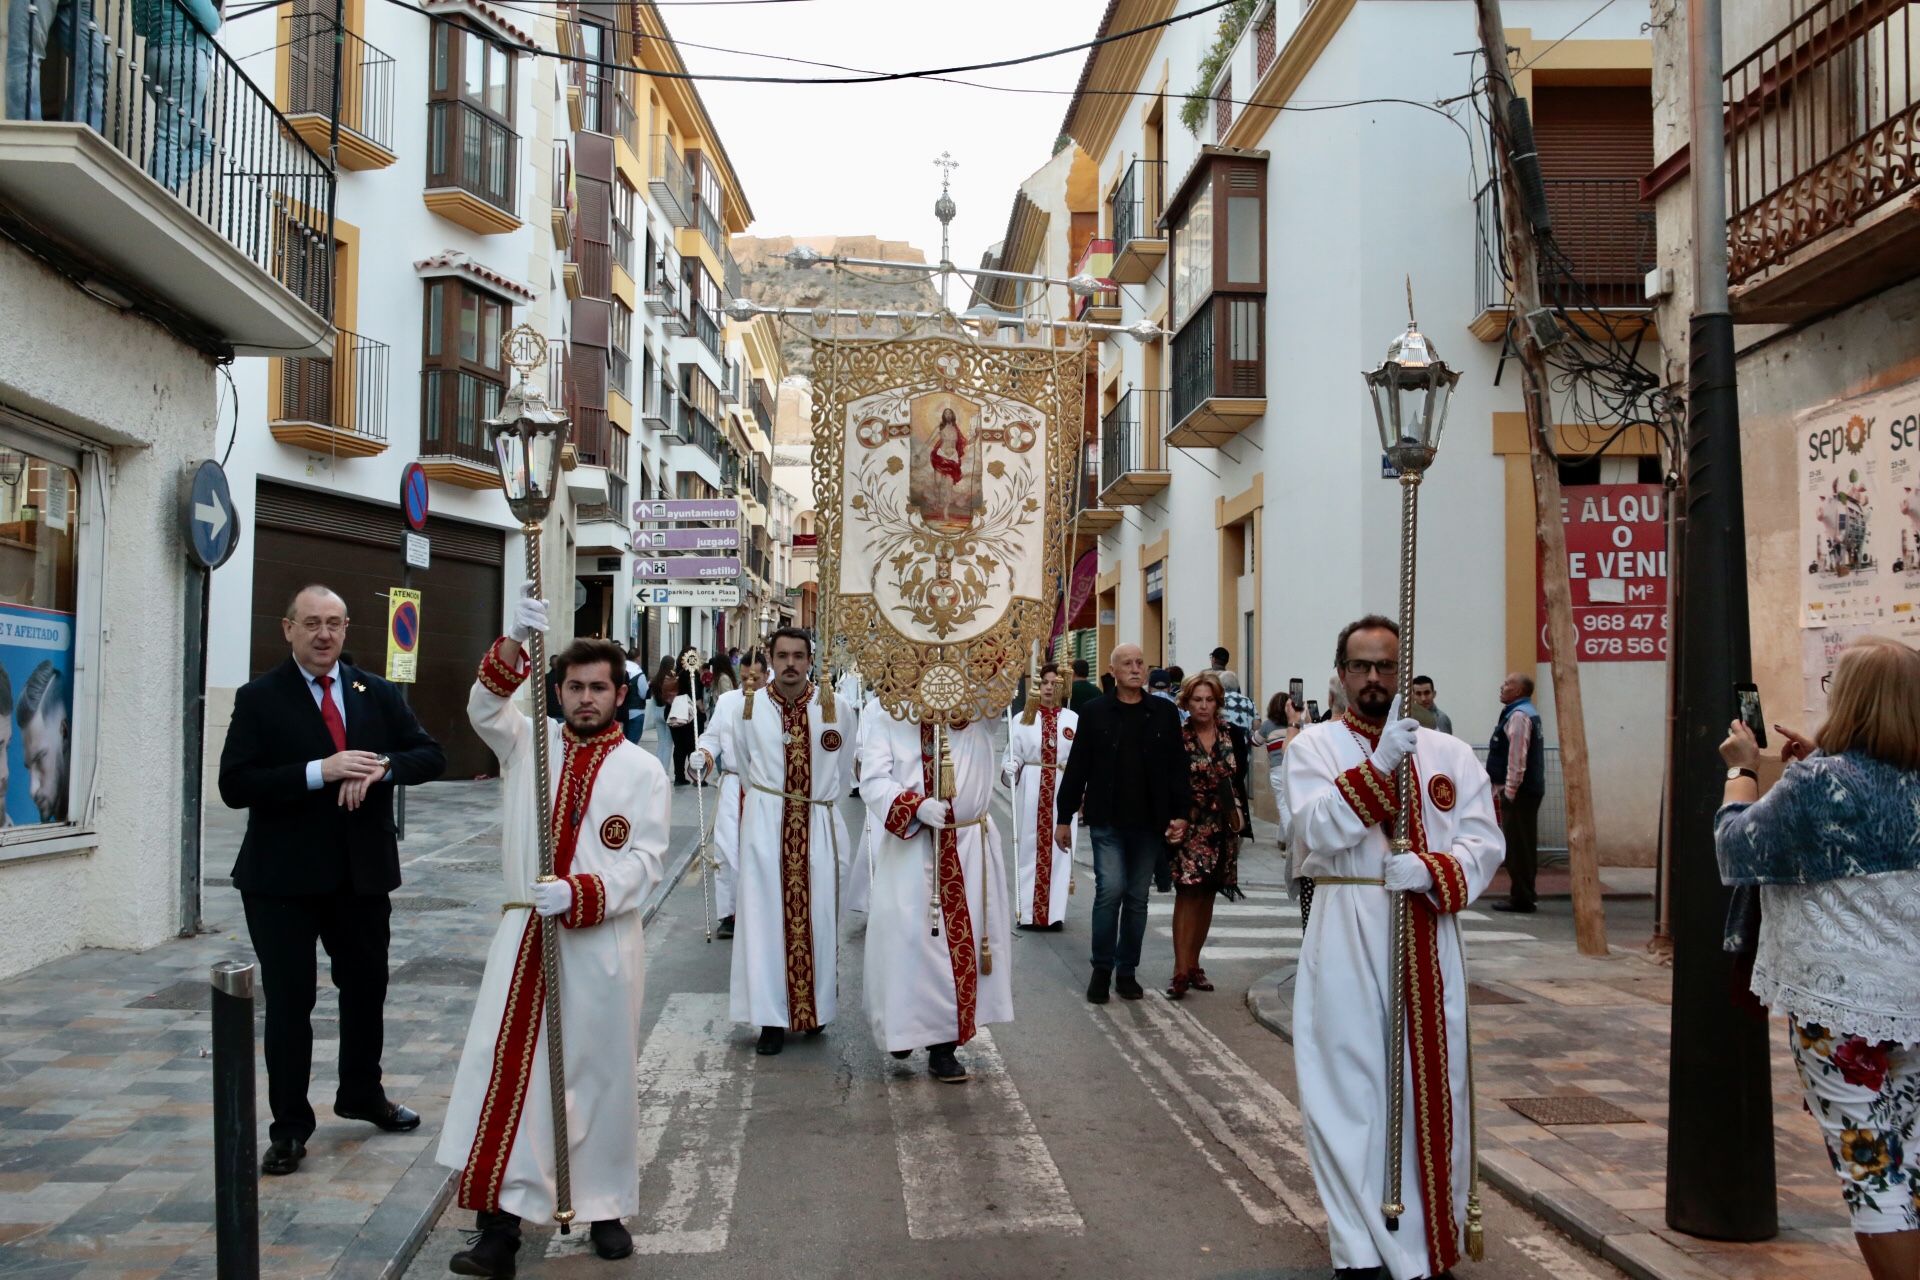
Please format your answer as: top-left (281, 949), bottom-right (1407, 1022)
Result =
top-left (1797, 382), bottom-right (1920, 629)
top-left (1537, 484), bottom-right (1669, 663)
top-left (0, 603), bottom-right (75, 827)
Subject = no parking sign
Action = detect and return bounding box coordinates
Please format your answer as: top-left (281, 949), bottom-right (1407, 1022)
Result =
top-left (387, 588), bottom-right (421, 683)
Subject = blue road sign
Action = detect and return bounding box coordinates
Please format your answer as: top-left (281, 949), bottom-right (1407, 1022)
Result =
top-left (401, 462), bottom-right (430, 532)
top-left (187, 460), bottom-right (238, 569)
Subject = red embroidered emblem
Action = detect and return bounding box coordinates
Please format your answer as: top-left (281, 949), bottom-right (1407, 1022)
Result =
top-left (1062, 727), bottom-right (1075, 740)
top-left (821, 730), bottom-right (843, 752)
top-left (1428, 775), bottom-right (1456, 812)
top-left (600, 815), bottom-right (631, 848)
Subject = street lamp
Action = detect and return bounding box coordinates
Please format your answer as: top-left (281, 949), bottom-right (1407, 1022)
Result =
top-left (483, 324), bottom-right (576, 1236)
top-left (1358, 306), bottom-right (1472, 1254)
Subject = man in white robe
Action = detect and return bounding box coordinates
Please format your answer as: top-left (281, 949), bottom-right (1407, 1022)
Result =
top-left (1001, 663), bottom-right (1077, 930)
top-left (694, 651), bottom-right (767, 940)
top-left (690, 628), bottom-right (848, 1056)
top-left (437, 597), bottom-right (669, 1275)
top-left (1284, 614), bottom-right (1503, 1280)
top-left (858, 710), bottom-right (1013, 1082)
top-left (834, 669), bottom-right (870, 915)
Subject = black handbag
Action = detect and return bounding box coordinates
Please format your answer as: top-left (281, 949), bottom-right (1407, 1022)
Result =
top-left (1722, 884), bottom-right (1761, 956)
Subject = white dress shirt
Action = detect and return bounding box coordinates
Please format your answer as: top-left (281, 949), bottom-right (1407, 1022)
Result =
top-left (303, 663), bottom-right (347, 790)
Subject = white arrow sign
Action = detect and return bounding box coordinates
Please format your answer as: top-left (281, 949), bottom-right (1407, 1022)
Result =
top-left (194, 494), bottom-right (228, 539)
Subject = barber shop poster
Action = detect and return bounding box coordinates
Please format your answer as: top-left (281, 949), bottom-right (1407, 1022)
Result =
top-left (0, 603), bottom-right (75, 827)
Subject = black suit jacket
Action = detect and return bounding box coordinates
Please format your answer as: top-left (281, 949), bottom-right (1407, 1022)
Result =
top-left (1054, 693), bottom-right (1192, 832)
top-left (219, 658), bottom-right (446, 896)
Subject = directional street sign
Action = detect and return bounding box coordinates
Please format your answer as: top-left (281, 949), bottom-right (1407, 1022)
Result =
top-left (185, 460), bottom-right (239, 569)
top-left (400, 462), bottom-right (430, 531)
top-left (631, 498), bottom-right (740, 523)
top-left (630, 526), bottom-right (740, 552)
top-left (634, 556), bottom-right (740, 580)
top-left (637, 583), bottom-right (742, 608)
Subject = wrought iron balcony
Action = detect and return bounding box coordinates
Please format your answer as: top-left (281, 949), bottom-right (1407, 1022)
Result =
top-left (1099, 390), bottom-right (1171, 505)
top-left (1111, 158), bottom-right (1166, 284)
top-left (426, 99), bottom-right (518, 233)
top-left (749, 380), bottom-right (775, 435)
top-left (693, 300), bottom-right (722, 358)
top-left (419, 368), bottom-right (503, 487)
top-left (641, 379), bottom-right (673, 432)
top-left (683, 406), bottom-right (722, 461)
top-left (644, 247), bottom-right (679, 316)
top-left (693, 197), bottom-right (725, 264)
top-left (614, 91), bottom-right (639, 156)
top-left (1167, 297), bottom-right (1265, 448)
top-left (283, 14), bottom-right (395, 169)
top-left (1472, 177), bottom-right (1655, 339)
top-left (1074, 441), bottom-right (1122, 532)
top-left (273, 329), bottom-right (389, 456)
top-left (649, 134), bottom-right (692, 226)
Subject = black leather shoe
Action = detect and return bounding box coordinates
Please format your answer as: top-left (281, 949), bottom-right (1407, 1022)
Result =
top-left (589, 1218), bottom-right (633, 1260)
top-left (1115, 973), bottom-right (1144, 1000)
top-left (804, 1025), bottom-right (825, 1037)
top-left (927, 1043), bottom-right (968, 1083)
top-left (1086, 967), bottom-right (1111, 1004)
top-left (756, 1026), bottom-right (785, 1055)
top-left (1491, 900), bottom-right (1537, 914)
top-left (1332, 1268), bottom-right (1385, 1279)
top-left (334, 1100), bottom-right (421, 1131)
top-left (260, 1138), bottom-right (305, 1176)
top-left (716, 915), bottom-right (735, 939)
top-left (1046, 920), bottom-right (1065, 931)
top-left (890, 1049), bottom-right (912, 1060)
top-left (449, 1210), bottom-right (521, 1277)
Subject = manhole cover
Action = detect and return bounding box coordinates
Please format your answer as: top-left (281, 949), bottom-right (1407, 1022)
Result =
top-left (1502, 1094), bottom-right (1643, 1126)
top-left (129, 980), bottom-right (213, 1011)
top-left (1468, 983), bottom-right (1522, 1005)
top-left (392, 956), bottom-right (487, 986)
top-left (390, 896), bottom-right (471, 913)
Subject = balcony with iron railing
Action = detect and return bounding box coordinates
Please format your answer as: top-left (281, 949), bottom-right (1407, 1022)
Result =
top-left (419, 369), bottom-right (503, 486)
top-left (551, 142), bottom-right (574, 250)
top-left (1074, 441), bottom-right (1122, 531)
top-left (644, 249), bottom-right (679, 317)
top-left (723, 244), bottom-right (743, 301)
top-left (1099, 390), bottom-right (1171, 505)
top-left (283, 14), bottom-right (396, 169)
top-left (692, 300), bottom-right (722, 358)
top-left (693, 196), bottom-right (725, 263)
top-left (613, 220), bottom-right (634, 281)
top-left (749, 380), bottom-right (775, 435)
top-left (649, 134), bottom-right (693, 226)
top-left (1720, 0), bottom-right (1920, 322)
top-left (272, 329), bottom-right (390, 456)
top-left (1167, 296), bottom-right (1266, 447)
top-left (1471, 177), bottom-right (1656, 340)
top-left (1071, 236), bottom-right (1120, 324)
top-left (614, 92), bottom-right (639, 157)
top-left (1110, 158), bottom-right (1166, 284)
top-left (0, 0), bottom-right (337, 353)
top-left (683, 406), bottom-right (722, 461)
top-left (642, 377), bottom-right (674, 432)
top-left (426, 99), bottom-right (519, 233)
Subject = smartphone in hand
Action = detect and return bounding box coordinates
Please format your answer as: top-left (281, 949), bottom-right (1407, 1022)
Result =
top-left (1735, 682), bottom-right (1768, 749)
top-left (1289, 677), bottom-right (1304, 711)
top-left (1306, 699), bottom-right (1322, 723)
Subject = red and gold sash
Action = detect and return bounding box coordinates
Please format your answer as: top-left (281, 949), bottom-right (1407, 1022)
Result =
top-left (920, 722), bottom-right (978, 1046)
top-left (1031, 707), bottom-right (1060, 925)
top-left (769, 685), bottom-right (819, 1032)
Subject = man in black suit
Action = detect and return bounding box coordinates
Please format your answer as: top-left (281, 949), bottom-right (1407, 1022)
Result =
top-left (219, 583), bottom-right (446, 1176)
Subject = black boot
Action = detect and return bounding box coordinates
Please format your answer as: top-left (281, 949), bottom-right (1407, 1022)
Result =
top-left (449, 1210), bottom-right (521, 1278)
top-left (589, 1218), bottom-right (633, 1260)
top-left (1086, 966), bottom-right (1111, 1004)
top-left (717, 915), bottom-right (735, 939)
top-left (927, 1042), bottom-right (968, 1083)
top-left (1115, 972), bottom-right (1144, 1000)
top-left (890, 1048), bottom-right (912, 1060)
top-left (756, 1026), bottom-right (785, 1056)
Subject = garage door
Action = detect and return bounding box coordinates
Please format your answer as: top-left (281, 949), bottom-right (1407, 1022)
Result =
top-left (250, 481), bottom-right (505, 779)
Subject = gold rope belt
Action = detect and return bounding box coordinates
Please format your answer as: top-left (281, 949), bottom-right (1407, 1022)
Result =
top-left (501, 901), bottom-right (533, 913)
top-left (929, 814), bottom-right (989, 831)
top-left (1312, 876), bottom-right (1385, 886)
top-left (749, 781), bottom-right (833, 806)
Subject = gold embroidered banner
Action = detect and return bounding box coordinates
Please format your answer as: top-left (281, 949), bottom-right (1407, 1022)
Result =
top-left (812, 323), bottom-right (1087, 726)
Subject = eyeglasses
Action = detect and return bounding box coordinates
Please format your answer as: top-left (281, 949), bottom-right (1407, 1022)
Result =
top-left (1340, 659), bottom-right (1398, 678)
top-left (298, 619), bottom-right (349, 635)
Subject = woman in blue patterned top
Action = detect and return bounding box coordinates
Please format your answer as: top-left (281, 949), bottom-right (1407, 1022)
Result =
top-left (1714, 635), bottom-right (1920, 1279)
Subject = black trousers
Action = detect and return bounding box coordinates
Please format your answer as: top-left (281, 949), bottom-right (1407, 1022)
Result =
top-left (1499, 790), bottom-right (1544, 909)
top-left (242, 890), bottom-right (392, 1143)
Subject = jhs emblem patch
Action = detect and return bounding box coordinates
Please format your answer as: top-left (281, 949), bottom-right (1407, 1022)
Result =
top-left (1428, 775), bottom-right (1457, 813)
top-left (1062, 727), bottom-right (1075, 740)
top-left (821, 730), bottom-right (843, 752)
top-left (600, 815), bottom-right (631, 848)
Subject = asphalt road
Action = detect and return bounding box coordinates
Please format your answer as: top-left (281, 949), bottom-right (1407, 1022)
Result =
top-left (409, 738), bottom-right (1629, 1280)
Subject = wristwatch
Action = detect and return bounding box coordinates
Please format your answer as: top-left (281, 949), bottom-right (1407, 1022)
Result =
top-left (1726, 767), bottom-right (1757, 781)
top-left (376, 755), bottom-right (393, 776)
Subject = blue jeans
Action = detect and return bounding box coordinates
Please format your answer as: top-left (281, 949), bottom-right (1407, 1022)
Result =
top-left (6, 0), bottom-right (105, 126)
top-left (143, 38), bottom-right (212, 192)
top-left (1088, 825), bottom-right (1162, 977)
top-left (650, 705), bottom-right (675, 777)
top-left (622, 713), bottom-right (645, 745)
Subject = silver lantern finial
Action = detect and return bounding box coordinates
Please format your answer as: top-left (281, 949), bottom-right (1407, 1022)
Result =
top-left (1362, 298), bottom-right (1460, 478)
top-left (487, 325), bottom-right (568, 525)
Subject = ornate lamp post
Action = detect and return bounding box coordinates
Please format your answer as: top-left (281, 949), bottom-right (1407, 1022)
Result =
top-left (1360, 306), bottom-right (1465, 1246)
top-left (485, 325), bottom-right (577, 1234)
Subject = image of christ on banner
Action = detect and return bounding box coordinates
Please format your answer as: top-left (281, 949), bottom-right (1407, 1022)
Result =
top-left (910, 393), bottom-right (983, 532)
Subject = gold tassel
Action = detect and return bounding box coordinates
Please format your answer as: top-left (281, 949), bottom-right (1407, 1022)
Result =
top-left (742, 688), bottom-right (755, 720)
top-left (1466, 1191), bottom-right (1485, 1261)
top-left (819, 679), bottom-right (836, 723)
top-left (980, 936), bottom-right (993, 976)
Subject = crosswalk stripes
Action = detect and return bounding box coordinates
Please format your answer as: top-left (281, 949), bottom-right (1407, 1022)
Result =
top-left (1145, 886), bottom-right (1539, 964)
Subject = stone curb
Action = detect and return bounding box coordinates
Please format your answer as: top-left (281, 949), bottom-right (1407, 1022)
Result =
top-left (1244, 966), bottom-right (1722, 1280)
top-left (339, 824), bottom-right (706, 1279)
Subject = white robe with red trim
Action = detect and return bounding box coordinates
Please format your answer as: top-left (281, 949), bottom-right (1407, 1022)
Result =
top-left (833, 674), bottom-right (870, 916)
top-left (436, 643), bottom-right (670, 1225)
top-left (1000, 707), bottom-right (1078, 926)
top-left (857, 713), bottom-right (1013, 1054)
top-left (695, 688), bottom-right (747, 921)
top-left (1283, 715), bottom-right (1503, 1280)
top-left (729, 684), bottom-right (849, 1031)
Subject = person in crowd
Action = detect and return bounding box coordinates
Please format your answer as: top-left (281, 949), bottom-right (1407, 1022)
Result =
top-left (1054, 643), bottom-right (1190, 1005)
top-left (439, 593), bottom-right (668, 1272)
top-left (1714, 636), bottom-right (1920, 1280)
top-left (706, 652), bottom-right (737, 718)
top-left (1068, 657), bottom-right (1102, 712)
top-left (667, 673), bottom-right (698, 787)
top-left (1488, 671), bottom-right (1545, 913)
top-left (621, 647), bottom-right (649, 746)
top-left (1261, 691), bottom-right (1312, 888)
top-left (1284, 614), bottom-right (1503, 1280)
top-left (1206, 646), bottom-right (1231, 676)
top-left (1002, 662), bottom-right (1077, 931)
top-left (1148, 668), bottom-right (1176, 704)
top-left (649, 657), bottom-right (678, 779)
top-left (1219, 668), bottom-right (1257, 736)
top-left (217, 584), bottom-right (445, 1178)
top-left (135, 0), bottom-right (219, 190)
top-left (695, 649), bottom-right (767, 941)
top-left (1409, 674), bottom-right (1454, 736)
top-left (1164, 672), bottom-right (1248, 999)
top-left (1100, 672), bottom-right (1116, 698)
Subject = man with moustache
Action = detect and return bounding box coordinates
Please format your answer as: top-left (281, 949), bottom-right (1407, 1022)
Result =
top-left (1283, 615), bottom-right (1504, 1280)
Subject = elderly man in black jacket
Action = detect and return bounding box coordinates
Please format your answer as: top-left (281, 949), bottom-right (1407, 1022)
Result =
top-left (1054, 642), bottom-right (1191, 1004)
top-left (219, 584), bottom-right (445, 1176)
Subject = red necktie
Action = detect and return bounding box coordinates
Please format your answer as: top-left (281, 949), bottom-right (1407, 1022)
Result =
top-left (316, 674), bottom-right (348, 753)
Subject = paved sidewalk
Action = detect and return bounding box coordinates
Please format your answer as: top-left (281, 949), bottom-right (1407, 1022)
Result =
top-left (0, 773), bottom-right (704, 1280)
top-left (1247, 906), bottom-right (1868, 1280)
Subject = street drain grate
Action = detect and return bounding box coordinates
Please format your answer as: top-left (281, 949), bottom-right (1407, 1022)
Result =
top-left (1468, 983), bottom-right (1522, 1005)
top-left (391, 956), bottom-right (487, 986)
top-left (129, 981), bottom-right (214, 1011)
top-left (1502, 1094), bottom-right (1643, 1126)
top-left (390, 896), bottom-right (471, 913)
top-left (424, 861), bottom-right (495, 875)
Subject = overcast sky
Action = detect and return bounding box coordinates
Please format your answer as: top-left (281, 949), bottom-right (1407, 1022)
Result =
top-left (660, 0), bottom-right (1111, 272)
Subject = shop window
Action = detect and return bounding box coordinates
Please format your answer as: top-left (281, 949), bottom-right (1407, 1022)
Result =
top-left (0, 450), bottom-right (78, 827)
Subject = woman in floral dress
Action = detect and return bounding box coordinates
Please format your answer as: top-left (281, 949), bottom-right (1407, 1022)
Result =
top-left (1714, 635), bottom-right (1920, 1280)
top-left (1165, 672), bottom-right (1249, 999)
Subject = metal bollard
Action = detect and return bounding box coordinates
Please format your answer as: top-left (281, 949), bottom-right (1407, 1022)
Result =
top-left (210, 960), bottom-right (260, 1280)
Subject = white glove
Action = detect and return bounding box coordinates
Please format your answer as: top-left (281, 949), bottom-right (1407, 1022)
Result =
top-left (686, 750), bottom-right (716, 784)
top-left (1383, 854), bottom-right (1434, 894)
top-left (530, 878), bottom-right (573, 918)
top-left (509, 587), bottom-right (549, 644)
top-left (916, 798), bottom-right (949, 828)
top-left (1368, 695), bottom-right (1420, 774)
